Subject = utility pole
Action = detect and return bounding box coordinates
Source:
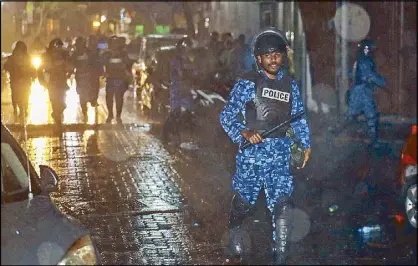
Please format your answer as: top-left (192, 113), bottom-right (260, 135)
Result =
top-left (335, 1), bottom-right (349, 116)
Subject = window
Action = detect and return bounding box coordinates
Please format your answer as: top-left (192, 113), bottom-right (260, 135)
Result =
top-left (1, 141), bottom-right (40, 204)
top-left (1, 143), bottom-right (30, 194)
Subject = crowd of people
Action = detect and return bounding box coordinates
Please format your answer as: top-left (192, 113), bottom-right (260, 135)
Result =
top-left (2, 34), bottom-right (134, 125)
top-left (2, 30), bottom-right (256, 126)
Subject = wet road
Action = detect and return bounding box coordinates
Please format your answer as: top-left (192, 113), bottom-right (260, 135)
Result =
top-left (1, 79), bottom-right (416, 265)
top-left (1, 80), bottom-right (218, 264)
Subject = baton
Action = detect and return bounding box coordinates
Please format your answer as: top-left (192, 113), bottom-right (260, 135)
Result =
top-left (241, 110), bottom-right (305, 150)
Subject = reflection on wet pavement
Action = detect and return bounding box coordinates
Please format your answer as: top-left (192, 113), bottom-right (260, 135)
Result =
top-left (1, 78), bottom-right (147, 126)
top-left (13, 129), bottom-right (197, 265)
top-left (1, 79), bottom-right (202, 264)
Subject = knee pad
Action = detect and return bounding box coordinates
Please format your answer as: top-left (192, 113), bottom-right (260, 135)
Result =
top-left (274, 196), bottom-right (293, 222)
top-left (231, 193), bottom-right (250, 216)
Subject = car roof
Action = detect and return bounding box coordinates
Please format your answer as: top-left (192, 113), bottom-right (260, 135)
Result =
top-left (145, 34), bottom-right (188, 40)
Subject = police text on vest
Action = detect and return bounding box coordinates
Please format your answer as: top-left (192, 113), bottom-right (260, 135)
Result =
top-left (261, 88), bottom-right (290, 102)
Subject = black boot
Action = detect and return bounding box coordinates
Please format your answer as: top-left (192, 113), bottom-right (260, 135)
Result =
top-left (272, 197), bottom-right (293, 265)
top-left (226, 194), bottom-right (251, 260)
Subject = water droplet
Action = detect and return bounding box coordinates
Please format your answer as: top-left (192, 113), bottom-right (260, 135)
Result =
top-left (192, 221), bottom-right (200, 227)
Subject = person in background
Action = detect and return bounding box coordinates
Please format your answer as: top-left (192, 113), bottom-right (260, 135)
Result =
top-left (38, 38), bottom-right (73, 125)
top-left (330, 39), bottom-right (387, 149)
top-left (161, 37), bottom-right (197, 145)
top-left (102, 36), bottom-right (132, 124)
top-left (70, 36), bottom-right (103, 122)
top-left (4, 41), bottom-right (36, 121)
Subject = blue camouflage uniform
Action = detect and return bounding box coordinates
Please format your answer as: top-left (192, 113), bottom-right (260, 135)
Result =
top-left (220, 69), bottom-right (311, 247)
top-left (346, 53), bottom-right (387, 143)
top-left (220, 69), bottom-right (311, 210)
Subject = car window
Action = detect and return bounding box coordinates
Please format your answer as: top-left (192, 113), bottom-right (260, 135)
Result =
top-left (1, 142), bottom-right (41, 203)
top-left (146, 38), bottom-right (181, 58)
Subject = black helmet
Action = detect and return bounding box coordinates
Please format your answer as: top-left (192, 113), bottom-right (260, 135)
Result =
top-left (358, 39), bottom-right (376, 49)
top-left (48, 38), bottom-right (64, 51)
top-left (357, 39), bottom-right (376, 57)
top-left (108, 35), bottom-right (119, 50)
top-left (176, 37), bottom-right (193, 51)
top-left (251, 27), bottom-right (290, 72)
top-left (252, 27), bottom-right (289, 56)
top-left (75, 36), bottom-right (86, 47)
top-left (12, 41), bottom-right (28, 55)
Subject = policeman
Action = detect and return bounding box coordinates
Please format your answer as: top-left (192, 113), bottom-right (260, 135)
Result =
top-left (102, 36), bottom-right (132, 124)
top-left (332, 39), bottom-right (387, 148)
top-left (4, 41), bottom-right (36, 120)
top-left (219, 27), bottom-right (312, 264)
top-left (38, 38), bottom-right (72, 124)
top-left (161, 37), bottom-right (197, 145)
top-left (71, 36), bottom-right (103, 122)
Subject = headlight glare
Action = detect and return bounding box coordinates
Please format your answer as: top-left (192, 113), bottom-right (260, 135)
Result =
top-left (57, 235), bottom-right (97, 265)
top-left (32, 56), bottom-right (42, 69)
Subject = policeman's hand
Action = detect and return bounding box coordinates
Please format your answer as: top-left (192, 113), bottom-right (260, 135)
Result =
top-left (241, 130), bottom-right (264, 144)
top-left (299, 148), bottom-right (312, 169)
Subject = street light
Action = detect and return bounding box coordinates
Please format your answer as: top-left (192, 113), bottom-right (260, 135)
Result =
top-left (92, 21), bottom-right (101, 27)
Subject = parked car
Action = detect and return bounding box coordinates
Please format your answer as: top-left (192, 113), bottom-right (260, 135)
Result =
top-left (398, 124), bottom-right (417, 229)
top-left (1, 123), bottom-right (100, 265)
top-left (134, 45), bottom-right (177, 114)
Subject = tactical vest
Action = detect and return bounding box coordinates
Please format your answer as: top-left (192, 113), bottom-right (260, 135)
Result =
top-left (106, 52), bottom-right (127, 79)
top-left (74, 52), bottom-right (89, 69)
top-left (45, 52), bottom-right (70, 87)
top-left (244, 71), bottom-right (293, 138)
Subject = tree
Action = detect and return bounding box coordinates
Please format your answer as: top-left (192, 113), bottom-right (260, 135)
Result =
top-left (33, 2), bottom-right (60, 37)
top-left (33, 2), bottom-right (87, 37)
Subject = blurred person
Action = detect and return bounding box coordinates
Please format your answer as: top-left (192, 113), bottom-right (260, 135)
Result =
top-left (229, 34), bottom-right (250, 78)
top-left (102, 36), bottom-right (132, 124)
top-left (242, 34), bottom-right (257, 74)
top-left (38, 38), bottom-right (73, 124)
top-left (207, 31), bottom-right (222, 57)
top-left (70, 36), bottom-right (103, 122)
top-left (221, 32), bottom-right (234, 43)
top-left (4, 41), bottom-right (37, 120)
top-left (219, 27), bottom-right (311, 264)
top-left (30, 36), bottom-right (46, 55)
top-left (219, 39), bottom-right (234, 70)
top-left (219, 32), bottom-right (234, 55)
top-left (88, 34), bottom-right (104, 99)
top-left (330, 39), bottom-right (387, 148)
top-left (161, 37), bottom-right (197, 145)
